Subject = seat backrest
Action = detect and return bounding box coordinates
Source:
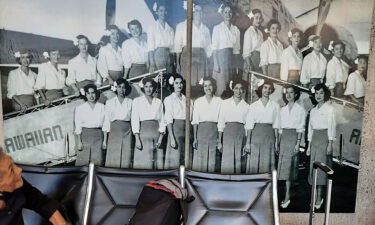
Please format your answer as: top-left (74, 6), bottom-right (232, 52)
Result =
top-left (20, 165), bottom-right (89, 225)
top-left (87, 167), bottom-right (178, 225)
top-left (185, 171), bottom-right (275, 225)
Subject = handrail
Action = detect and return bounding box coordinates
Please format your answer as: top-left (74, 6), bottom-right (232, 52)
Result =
top-left (272, 169), bottom-right (280, 225)
top-left (248, 71), bottom-right (363, 110)
top-left (82, 162), bottom-right (95, 225)
top-left (309, 161), bottom-right (334, 225)
top-left (3, 68), bottom-right (166, 119)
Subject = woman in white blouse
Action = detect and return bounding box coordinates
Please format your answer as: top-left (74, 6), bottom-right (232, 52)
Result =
top-left (103, 78), bottom-right (133, 168)
top-left (192, 77), bottom-right (222, 172)
top-left (212, 3), bottom-right (240, 96)
top-left (35, 49), bottom-right (67, 105)
top-left (122, 20), bottom-right (148, 79)
top-left (243, 9), bottom-right (264, 74)
top-left (277, 86), bottom-right (306, 208)
top-left (300, 35), bottom-right (327, 88)
top-left (74, 84), bottom-right (105, 166)
top-left (148, 3), bottom-right (174, 73)
top-left (259, 19), bottom-right (284, 79)
top-left (307, 83), bottom-right (336, 209)
top-left (97, 25), bottom-right (124, 85)
top-left (175, 4), bottom-right (211, 86)
top-left (164, 74), bottom-right (192, 169)
top-left (344, 55), bottom-right (367, 107)
top-left (7, 50), bottom-right (37, 112)
top-left (132, 77), bottom-right (165, 169)
top-left (280, 28), bottom-right (303, 84)
top-left (67, 35), bottom-right (100, 96)
top-left (245, 80), bottom-right (279, 173)
top-left (217, 79), bottom-right (249, 174)
top-left (325, 40), bottom-right (350, 97)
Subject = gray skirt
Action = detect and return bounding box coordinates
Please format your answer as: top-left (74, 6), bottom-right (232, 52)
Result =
top-left (278, 129), bottom-right (299, 181)
top-left (250, 51), bottom-right (261, 73)
top-left (105, 120), bottom-right (132, 168)
top-left (213, 48), bottom-right (233, 96)
top-left (181, 47), bottom-right (207, 86)
top-left (222, 122), bottom-right (245, 174)
top-left (165, 119), bottom-right (185, 169)
top-left (76, 128), bottom-right (103, 166)
top-left (133, 120), bottom-right (160, 169)
top-left (76, 80), bottom-right (95, 90)
top-left (308, 129), bottom-right (332, 186)
top-left (12, 94), bottom-right (35, 111)
top-left (246, 123), bottom-right (275, 174)
top-left (154, 47), bottom-right (171, 72)
top-left (128, 63), bottom-right (148, 79)
top-left (267, 63), bottom-right (281, 79)
top-left (45, 89), bottom-right (63, 101)
top-left (193, 122), bottom-right (218, 172)
top-left (334, 82), bottom-right (345, 98)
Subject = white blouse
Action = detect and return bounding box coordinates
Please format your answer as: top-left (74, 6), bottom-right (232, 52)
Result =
top-left (121, 37), bottom-right (148, 69)
top-left (217, 97), bottom-right (249, 132)
top-left (147, 20), bottom-right (174, 52)
top-left (102, 97), bottom-right (132, 132)
top-left (74, 102), bottom-right (105, 135)
top-left (344, 70), bottom-right (366, 98)
top-left (66, 54), bottom-right (98, 86)
top-left (174, 20), bottom-right (212, 57)
top-left (192, 96), bottom-right (222, 125)
top-left (7, 67), bottom-right (36, 99)
top-left (131, 95), bottom-right (165, 133)
top-left (245, 99), bottom-right (280, 130)
top-left (300, 51), bottom-right (327, 85)
top-left (308, 102), bottom-right (336, 141)
top-left (163, 92), bottom-right (193, 124)
top-left (212, 22), bottom-right (241, 54)
top-left (259, 37), bottom-right (284, 67)
top-left (276, 103), bottom-right (306, 134)
top-left (35, 62), bottom-right (66, 90)
top-left (243, 26), bottom-right (264, 58)
top-left (325, 56), bottom-right (350, 89)
top-left (280, 46), bottom-right (303, 81)
top-left (97, 44), bottom-right (124, 80)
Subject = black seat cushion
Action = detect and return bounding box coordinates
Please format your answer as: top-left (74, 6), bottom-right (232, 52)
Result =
top-left (185, 171), bottom-right (274, 225)
top-left (87, 167), bottom-right (178, 225)
top-left (20, 165), bottom-right (88, 225)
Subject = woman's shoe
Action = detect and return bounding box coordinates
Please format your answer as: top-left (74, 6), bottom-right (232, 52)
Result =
top-left (314, 198), bottom-right (324, 209)
top-left (280, 199), bottom-right (291, 208)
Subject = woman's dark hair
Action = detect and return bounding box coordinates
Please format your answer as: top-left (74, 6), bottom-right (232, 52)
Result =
top-left (288, 28), bottom-right (303, 45)
top-left (141, 77), bottom-right (157, 94)
top-left (357, 55), bottom-right (368, 63)
top-left (282, 85), bottom-right (301, 104)
top-left (128, 19), bottom-right (143, 34)
top-left (311, 83), bottom-right (331, 104)
top-left (167, 73), bottom-right (185, 93)
top-left (82, 84), bottom-right (100, 101)
top-left (232, 79), bottom-right (248, 90)
top-left (107, 24), bottom-right (120, 31)
top-left (266, 19), bottom-right (281, 30)
top-left (15, 50), bottom-right (33, 65)
top-left (332, 40), bottom-right (346, 52)
top-left (249, 9), bottom-right (262, 26)
top-left (76, 34), bottom-right (90, 44)
top-left (201, 76), bottom-right (217, 94)
top-left (255, 79), bottom-right (275, 97)
top-left (114, 78), bottom-right (132, 96)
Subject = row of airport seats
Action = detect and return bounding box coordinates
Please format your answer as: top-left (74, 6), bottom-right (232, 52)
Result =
top-left (20, 164), bottom-right (280, 225)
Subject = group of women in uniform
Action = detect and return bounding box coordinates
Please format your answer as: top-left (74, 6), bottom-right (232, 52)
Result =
top-left (6, 1), bottom-right (368, 210)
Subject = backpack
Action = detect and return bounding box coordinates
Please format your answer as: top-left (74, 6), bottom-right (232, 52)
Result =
top-left (128, 179), bottom-right (192, 225)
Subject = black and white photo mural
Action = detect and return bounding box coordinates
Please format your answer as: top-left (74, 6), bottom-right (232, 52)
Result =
top-left (0, 0), bottom-right (372, 214)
